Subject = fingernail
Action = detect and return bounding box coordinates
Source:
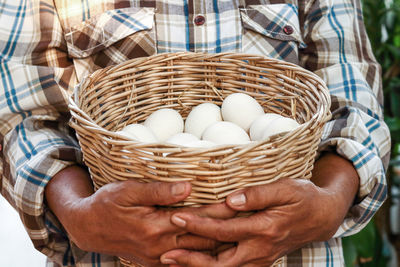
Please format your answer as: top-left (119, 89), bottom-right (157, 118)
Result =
top-left (171, 183), bottom-right (186, 196)
top-left (229, 193), bottom-right (246, 206)
top-left (172, 215), bottom-right (187, 227)
top-left (161, 258), bottom-right (177, 264)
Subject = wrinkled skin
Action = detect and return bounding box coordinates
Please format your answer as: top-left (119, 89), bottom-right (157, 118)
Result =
top-left (45, 166), bottom-right (236, 266)
top-left (160, 153), bottom-right (359, 267)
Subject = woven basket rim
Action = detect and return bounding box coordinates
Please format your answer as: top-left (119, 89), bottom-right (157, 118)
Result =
top-left (69, 52), bottom-right (331, 150)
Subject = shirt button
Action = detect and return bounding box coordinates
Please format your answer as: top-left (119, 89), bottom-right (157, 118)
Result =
top-left (283, 25), bottom-right (294, 35)
top-left (194, 15), bottom-right (206, 26)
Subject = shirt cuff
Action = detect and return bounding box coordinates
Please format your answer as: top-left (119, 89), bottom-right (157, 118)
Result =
top-left (1, 128), bottom-right (87, 265)
top-left (15, 145), bottom-right (83, 265)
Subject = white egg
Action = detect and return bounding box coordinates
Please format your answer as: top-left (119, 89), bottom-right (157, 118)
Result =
top-left (166, 133), bottom-right (200, 146)
top-left (116, 124), bottom-right (158, 143)
top-left (221, 93), bottom-right (264, 131)
top-left (249, 113), bottom-right (283, 141)
top-left (184, 103), bottom-right (222, 138)
top-left (202, 121), bottom-right (250, 145)
top-left (261, 117), bottom-right (300, 139)
top-left (144, 108), bottom-right (184, 142)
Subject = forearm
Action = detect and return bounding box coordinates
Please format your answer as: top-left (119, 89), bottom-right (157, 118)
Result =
top-left (311, 152), bottom-right (360, 216)
top-left (45, 165), bottom-right (94, 224)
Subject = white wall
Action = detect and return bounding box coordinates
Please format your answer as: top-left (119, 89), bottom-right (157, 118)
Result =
top-left (0, 195), bottom-right (47, 267)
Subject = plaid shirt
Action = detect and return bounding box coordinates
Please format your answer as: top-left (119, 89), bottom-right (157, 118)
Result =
top-left (0, 0), bottom-right (391, 266)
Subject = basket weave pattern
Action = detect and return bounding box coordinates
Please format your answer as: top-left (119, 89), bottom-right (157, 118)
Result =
top-left (69, 52), bottom-right (331, 266)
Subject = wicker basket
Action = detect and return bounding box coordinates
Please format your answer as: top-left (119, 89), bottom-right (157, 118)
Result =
top-left (68, 52), bottom-right (331, 266)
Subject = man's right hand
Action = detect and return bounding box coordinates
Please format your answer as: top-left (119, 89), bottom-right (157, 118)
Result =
top-left (45, 165), bottom-right (235, 267)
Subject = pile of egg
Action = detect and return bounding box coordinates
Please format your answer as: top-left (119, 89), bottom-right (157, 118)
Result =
top-left (116, 93), bottom-right (300, 148)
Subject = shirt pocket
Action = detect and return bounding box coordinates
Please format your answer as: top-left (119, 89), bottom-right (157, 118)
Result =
top-left (64, 7), bottom-right (156, 75)
top-left (240, 4), bottom-right (305, 64)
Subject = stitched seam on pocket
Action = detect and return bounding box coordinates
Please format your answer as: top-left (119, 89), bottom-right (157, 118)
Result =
top-left (240, 11), bottom-right (297, 39)
top-left (65, 7), bottom-right (155, 58)
top-left (240, 4), bottom-right (304, 44)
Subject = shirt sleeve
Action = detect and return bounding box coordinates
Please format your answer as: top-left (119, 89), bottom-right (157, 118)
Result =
top-left (0, 1), bottom-right (86, 265)
top-left (299, 0), bottom-right (391, 237)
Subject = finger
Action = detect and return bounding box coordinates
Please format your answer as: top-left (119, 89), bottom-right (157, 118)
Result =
top-left (160, 249), bottom-right (218, 267)
top-left (179, 202), bottom-right (237, 220)
top-left (161, 247), bottom-right (242, 267)
top-left (175, 234), bottom-right (222, 250)
top-left (114, 180), bottom-right (191, 206)
top-left (170, 213), bottom-right (263, 242)
top-left (226, 178), bottom-right (310, 211)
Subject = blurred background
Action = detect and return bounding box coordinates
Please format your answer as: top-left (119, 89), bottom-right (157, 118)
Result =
top-left (0, 0), bottom-right (399, 266)
top-left (0, 195), bottom-right (46, 266)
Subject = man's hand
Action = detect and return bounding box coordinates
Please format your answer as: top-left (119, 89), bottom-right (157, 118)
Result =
top-left (160, 153), bottom-right (360, 267)
top-left (45, 165), bottom-right (236, 267)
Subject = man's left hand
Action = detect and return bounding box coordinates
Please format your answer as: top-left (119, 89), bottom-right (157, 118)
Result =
top-left (160, 178), bottom-right (350, 267)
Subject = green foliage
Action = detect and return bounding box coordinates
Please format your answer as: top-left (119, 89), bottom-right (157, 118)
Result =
top-left (343, 220), bottom-right (390, 267)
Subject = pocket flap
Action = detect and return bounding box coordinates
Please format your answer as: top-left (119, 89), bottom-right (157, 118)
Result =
top-left (240, 4), bottom-right (305, 47)
top-left (65, 7), bottom-right (154, 58)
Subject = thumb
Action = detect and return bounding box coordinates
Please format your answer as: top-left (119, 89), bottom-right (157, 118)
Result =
top-left (112, 180), bottom-right (192, 206)
top-left (226, 178), bottom-right (306, 211)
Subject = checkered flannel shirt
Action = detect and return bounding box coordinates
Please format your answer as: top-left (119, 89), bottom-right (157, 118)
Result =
top-left (0, 0), bottom-right (391, 266)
